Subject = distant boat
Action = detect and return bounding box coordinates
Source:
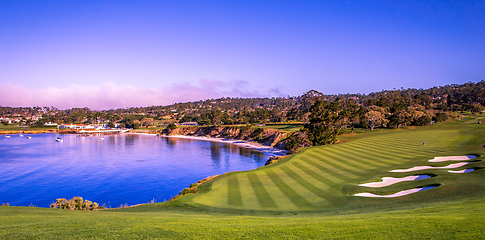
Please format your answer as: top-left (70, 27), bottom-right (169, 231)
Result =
top-left (55, 126), bottom-right (63, 142)
top-left (26, 136), bottom-right (32, 139)
top-left (19, 130), bottom-right (23, 137)
top-left (5, 135), bottom-right (10, 138)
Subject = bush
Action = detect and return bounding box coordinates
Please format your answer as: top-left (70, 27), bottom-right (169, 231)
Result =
top-left (250, 127), bottom-right (264, 139)
top-left (239, 124), bottom-right (252, 132)
top-left (167, 123), bottom-right (177, 131)
top-left (285, 135), bottom-right (299, 151)
top-left (433, 112), bottom-right (448, 122)
top-left (50, 197), bottom-right (101, 210)
top-left (180, 188), bottom-right (197, 195)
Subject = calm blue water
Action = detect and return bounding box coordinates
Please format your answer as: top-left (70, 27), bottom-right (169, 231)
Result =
top-left (0, 133), bottom-right (269, 207)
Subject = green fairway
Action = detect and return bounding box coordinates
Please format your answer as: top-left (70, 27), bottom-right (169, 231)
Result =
top-left (189, 116), bottom-right (484, 212)
top-left (0, 125), bottom-right (22, 130)
top-left (260, 123), bottom-right (304, 132)
top-left (1, 114), bottom-right (484, 238)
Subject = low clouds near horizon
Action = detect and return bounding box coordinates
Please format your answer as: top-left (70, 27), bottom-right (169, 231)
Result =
top-left (0, 80), bottom-right (286, 110)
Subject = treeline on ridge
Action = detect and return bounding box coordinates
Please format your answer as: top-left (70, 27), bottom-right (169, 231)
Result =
top-left (1, 81), bottom-right (484, 149)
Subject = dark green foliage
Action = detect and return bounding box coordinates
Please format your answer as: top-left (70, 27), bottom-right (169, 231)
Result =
top-left (1, 81), bottom-right (484, 130)
top-left (107, 121), bottom-right (115, 128)
top-left (305, 100), bottom-right (340, 146)
top-left (49, 197), bottom-right (100, 210)
top-left (285, 135), bottom-right (299, 151)
top-left (167, 123), bottom-right (177, 131)
top-left (416, 115), bottom-right (432, 126)
top-left (180, 188), bottom-right (197, 195)
top-left (250, 127), bottom-right (264, 139)
top-left (433, 112), bottom-right (448, 122)
top-left (239, 124), bottom-right (252, 132)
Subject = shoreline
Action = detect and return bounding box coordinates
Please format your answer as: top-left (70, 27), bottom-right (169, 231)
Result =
top-left (162, 135), bottom-right (288, 156)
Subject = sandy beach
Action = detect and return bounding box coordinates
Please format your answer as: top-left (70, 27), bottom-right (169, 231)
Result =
top-left (162, 135), bottom-right (288, 156)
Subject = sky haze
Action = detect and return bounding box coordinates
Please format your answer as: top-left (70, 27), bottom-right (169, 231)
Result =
top-left (1, 0), bottom-right (484, 109)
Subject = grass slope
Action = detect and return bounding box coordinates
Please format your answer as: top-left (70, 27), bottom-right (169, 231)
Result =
top-left (1, 114), bottom-right (484, 239)
top-left (189, 115), bottom-right (484, 212)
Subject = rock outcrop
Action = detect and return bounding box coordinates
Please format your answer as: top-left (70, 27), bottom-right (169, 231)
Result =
top-left (160, 126), bottom-right (289, 150)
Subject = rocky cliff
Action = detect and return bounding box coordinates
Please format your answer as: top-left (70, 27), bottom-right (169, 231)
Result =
top-left (161, 126), bottom-right (289, 149)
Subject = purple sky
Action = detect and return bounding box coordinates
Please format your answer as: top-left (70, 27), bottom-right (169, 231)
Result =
top-left (1, 0), bottom-right (484, 110)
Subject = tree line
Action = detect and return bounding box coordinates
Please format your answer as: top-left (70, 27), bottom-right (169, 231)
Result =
top-left (1, 81), bottom-right (484, 135)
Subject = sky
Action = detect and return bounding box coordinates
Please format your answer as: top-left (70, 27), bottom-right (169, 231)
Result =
top-left (0, 0), bottom-right (484, 110)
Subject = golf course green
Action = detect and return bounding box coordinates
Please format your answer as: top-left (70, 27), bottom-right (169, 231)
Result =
top-left (1, 114), bottom-right (484, 239)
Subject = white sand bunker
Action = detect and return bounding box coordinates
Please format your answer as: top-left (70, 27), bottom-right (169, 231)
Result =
top-left (390, 162), bottom-right (469, 172)
top-left (354, 186), bottom-right (436, 198)
top-left (448, 169), bottom-right (475, 173)
top-left (429, 155), bottom-right (476, 162)
top-left (359, 175), bottom-right (431, 188)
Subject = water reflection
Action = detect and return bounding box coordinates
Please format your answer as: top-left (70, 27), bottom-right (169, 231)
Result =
top-left (210, 143), bottom-right (221, 167)
top-left (125, 134), bottom-right (136, 147)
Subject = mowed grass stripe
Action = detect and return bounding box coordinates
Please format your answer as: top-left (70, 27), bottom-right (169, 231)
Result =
top-left (352, 132), bottom-right (455, 152)
top-left (344, 143), bottom-right (419, 159)
top-left (293, 159), bottom-right (346, 184)
top-left (265, 169), bottom-right (315, 209)
top-left (319, 146), bottom-right (394, 167)
top-left (238, 174), bottom-right (262, 209)
top-left (247, 173), bottom-right (278, 208)
top-left (356, 140), bottom-right (424, 150)
top-left (358, 135), bottom-right (432, 145)
top-left (280, 166), bottom-right (334, 205)
top-left (306, 152), bottom-right (364, 177)
top-left (339, 142), bottom-right (422, 159)
top-left (227, 176), bottom-right (242, 206)
top-left (257, 172), bottom-right (298, 210)
top-left (311, 148), bottom-right (383, 169)
top-left (362, 131), bottom-right (457, 145)
top-left (338, 144), bottom-right (448, 168)
top-left (353, 140), bottom-right (444, 153)
top-left (300, 157), bottom-right (356, 182)
top-left (347, 142), bottom-right (446, 159)
top-left (292, 162), bottom-right (340, 187)
top-left (349, 141), bottom-right (418, 157)
top-left (324, 145), bottom-right (403, 165)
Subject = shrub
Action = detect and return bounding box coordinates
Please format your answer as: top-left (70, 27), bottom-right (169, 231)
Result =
top-left (167, 123), bottom-right (177, 131)
top-left (180, 188), bottom-right (197, 195)
top-left (239, 124), bottom-right (252, 132)
top-left (285, 135), bottom-right (299, 151)
top-left (50, 197), bottom-right (101, 210)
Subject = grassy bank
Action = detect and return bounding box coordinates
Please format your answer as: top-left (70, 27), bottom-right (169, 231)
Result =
top-left (1, 114), bottom-right (484, 239)
top-left (1, 198), bottom-right (483, 239)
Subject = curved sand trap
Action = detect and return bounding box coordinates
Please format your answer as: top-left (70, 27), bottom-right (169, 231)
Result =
top-left (429, 155), bottom-right (476, 162)
top-left (448, 169), bottom-right (475, 173)
top-left (354, 186), bottom-right (436, 198)
top-left (390, 162), bottom-right (469, 172)
top-left (359, 175), bottom-right (430, 188)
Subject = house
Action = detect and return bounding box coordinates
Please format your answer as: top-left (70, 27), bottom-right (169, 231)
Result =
top-left (59, 124), bottom-right (96, 129)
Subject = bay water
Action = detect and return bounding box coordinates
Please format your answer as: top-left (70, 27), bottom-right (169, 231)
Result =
top-left (0, 133), bottom-right (269, 208)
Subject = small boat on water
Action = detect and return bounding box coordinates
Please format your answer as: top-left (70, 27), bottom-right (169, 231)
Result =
top-left (19, 130), bottom-right (23, 137)
top-left (5, 135), bottom-right (10, 138)
top-left (55, 126), bottom-right (63, 142)
top-left (26, 136), bottom-right (32, 139)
